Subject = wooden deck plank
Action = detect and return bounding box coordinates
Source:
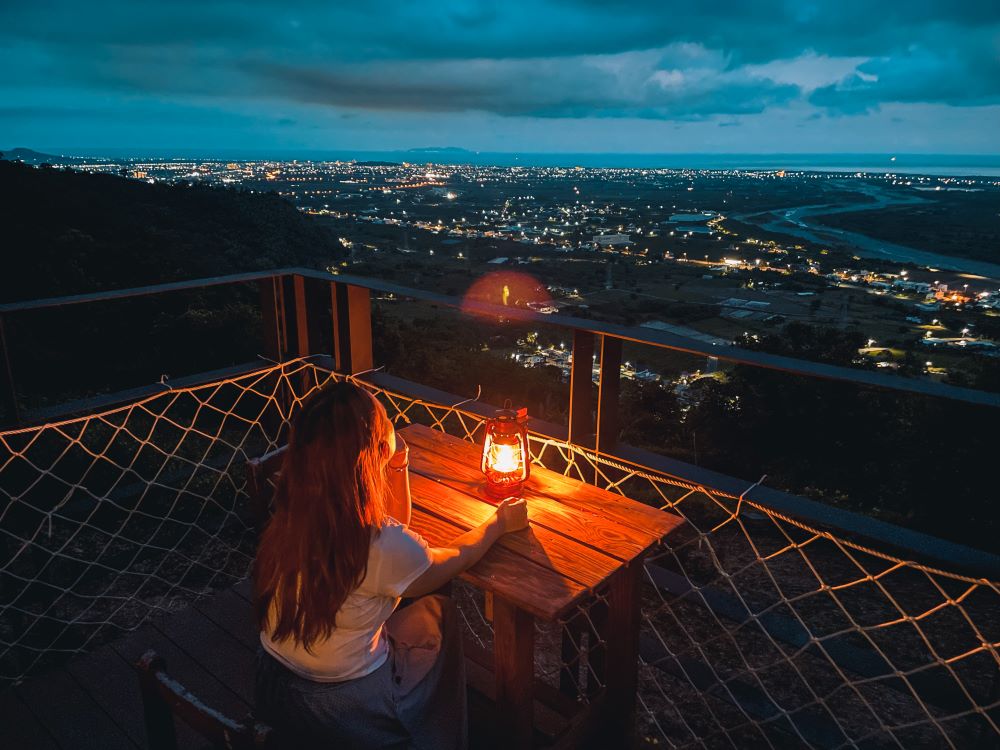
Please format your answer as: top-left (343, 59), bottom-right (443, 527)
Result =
top-left (15, 666), bottom-right (138, 750)
top-left (194, 588), bottom-right (258, 651)
top-left (153, 603), bottom-right (256, 707)
top-left (111, 622), bottom-right (251, 725)
top-left (231, 577), bottom-right (253, 604)
top-left (409, 508), bottom-right (586, 621)
top-left (409, 473), bottom-right (619, 589)
top-left (64, 643), bottom-right (160, 750)
top-left (0, 688), bottom-right (60, 749)
top-left (402, 424), bottom-right (684, 545)
top-left (405, 427), bottom-right (651, 561)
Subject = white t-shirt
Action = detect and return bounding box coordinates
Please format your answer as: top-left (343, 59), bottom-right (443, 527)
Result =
top-left (260, 517), bottom-right (433, 682)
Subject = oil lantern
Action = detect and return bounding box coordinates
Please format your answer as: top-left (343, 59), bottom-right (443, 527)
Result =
top-left (481, 403), bottom-right (530, 500)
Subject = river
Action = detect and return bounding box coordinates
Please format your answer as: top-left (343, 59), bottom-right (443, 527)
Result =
top-left (731, 182), bottom-right (1000, 279)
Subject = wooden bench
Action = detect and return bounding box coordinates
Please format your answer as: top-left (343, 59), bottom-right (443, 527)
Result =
top-left (134, 650), bottom-right (275, 750)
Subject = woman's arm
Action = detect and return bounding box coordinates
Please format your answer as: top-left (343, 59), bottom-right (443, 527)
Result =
top-left (385, 437), bottom-right (411, 526)
top-left (402, 497), bottom-right (528, 598)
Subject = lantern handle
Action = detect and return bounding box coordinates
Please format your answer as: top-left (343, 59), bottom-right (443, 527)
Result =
top-left (502, 398), bottom-right (513, 409)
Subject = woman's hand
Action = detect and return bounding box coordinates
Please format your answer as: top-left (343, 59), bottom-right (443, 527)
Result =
top-left (388, 435), bottom-right (409, 471)
top-left (386, 435), bottom-right (411, 526)
top-left (403, 496), bottom-right (529, 598)
top-left (494, 497), bottom-right (528, 534)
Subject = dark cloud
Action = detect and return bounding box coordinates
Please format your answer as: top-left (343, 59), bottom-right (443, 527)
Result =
top-left (0, 0), bottom-right (997, 137)
top-left (245, 51), bottom-right (800, 119)
top-left (810, 40), bottom-right (1000, 113)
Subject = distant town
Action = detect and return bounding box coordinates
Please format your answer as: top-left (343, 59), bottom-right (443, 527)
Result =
top-left (9, 149), bottom-right (1000, 390)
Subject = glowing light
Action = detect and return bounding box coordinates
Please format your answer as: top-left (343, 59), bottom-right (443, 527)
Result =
top-left (488, 443), bottom-right (521, 474)
top-left (461, 271), bottom-right (551, 316)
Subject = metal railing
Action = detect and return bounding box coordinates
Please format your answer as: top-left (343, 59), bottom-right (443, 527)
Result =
top-left (2, 267), bottom-right (997, 572)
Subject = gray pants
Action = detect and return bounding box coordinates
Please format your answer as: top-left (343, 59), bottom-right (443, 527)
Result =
top-left (255, 595), bottom-right (467, 750)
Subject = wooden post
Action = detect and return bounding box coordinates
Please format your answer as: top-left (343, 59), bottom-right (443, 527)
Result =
top-left (257, 278), bottom-right (282, 362)
top-left (595, 335), bottom-right (622, 457)
top-left (567, 330), bottom-right (595, 448)
top-left (258, 276), bottom-right (292, 445)
top-left (0, 314), bottom-right (19, 425)
top-left (332, 283), bottom-right (374, 375)
top-left (329, 281), bottom-right (343, 370)
top-left (595, 558), bottom-right (643, 744)
top-left (279, 275), bottom-right (298, 359)
top-left (291, 275), bottom-right (327, 359)
top-left (291, 274), bottom-right (330, 402)
top-left (135, 651), bottom-right (178, 750)
top-left (493, 596), bottom-right (534, 749)
top-left (292, 275), bottom-right (312, 357)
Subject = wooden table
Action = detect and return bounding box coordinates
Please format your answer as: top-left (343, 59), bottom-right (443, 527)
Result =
top-left (400, 424), bottom-right (684, 748)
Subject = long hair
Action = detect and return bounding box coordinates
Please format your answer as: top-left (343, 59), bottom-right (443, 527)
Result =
top-left (254, 380), bottom-right (391, 651)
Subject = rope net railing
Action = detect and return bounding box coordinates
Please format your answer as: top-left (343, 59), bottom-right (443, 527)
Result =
top-left (1, 359), bottom-right (997, 749)
top-left (360, 366), bottom-right (1000, 749)
top-left (0, 361), bottom-right (295, 684)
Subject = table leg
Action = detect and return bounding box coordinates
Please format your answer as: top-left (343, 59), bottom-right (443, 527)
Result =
top-left (493, 595), bottom-right (534, 749)
top-left (560, 599), bottom-right (609, 700)
top-left (596, 558), bottom-right (643, 744)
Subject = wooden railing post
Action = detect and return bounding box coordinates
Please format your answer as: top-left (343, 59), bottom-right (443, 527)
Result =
top-left (331, 282), bottom-right (373, 375)
top-left (278, 275), bottom-right (299, 359)
top-left (0, 314), bottom-right (19, 425)
top-left (291, 274), bottom-right (324, 358)
top-left (258, 275), bottom-right (291, 444)
top-left (292, 274), bottom-right (312, 357)
top-left (595, 335), bottom-right (622, 479)
top-left (257, 277), bottom-right (283, 362)
top-left (568, 329), bottom-right (595, 447)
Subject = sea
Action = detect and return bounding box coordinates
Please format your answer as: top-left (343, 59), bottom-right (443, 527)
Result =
top-left (50, 149), bottom-right (1000, 178)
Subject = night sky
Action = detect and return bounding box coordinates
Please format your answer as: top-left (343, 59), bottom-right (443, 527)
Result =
top-left (2, 1), bottom-right (998, 154)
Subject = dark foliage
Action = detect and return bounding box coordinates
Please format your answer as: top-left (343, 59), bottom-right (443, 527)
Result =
top-left (0, 161), bottom-right (346, 409)
top-left (0, 160), bottom-right (342, 301)
top-left (621, 324), bottom-right (997, 552)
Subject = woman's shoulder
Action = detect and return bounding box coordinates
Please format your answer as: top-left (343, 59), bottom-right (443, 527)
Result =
top-left (372, 517), bottom-right (428, 551)
top-left (362, 517), bottom-right (433, 597)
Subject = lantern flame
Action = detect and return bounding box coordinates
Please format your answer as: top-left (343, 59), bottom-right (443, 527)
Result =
top-left (488, 443), bottom-right (522, 474)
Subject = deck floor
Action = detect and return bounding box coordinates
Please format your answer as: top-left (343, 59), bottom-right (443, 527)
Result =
top-left (2, 580), bottom-right (261, 750)
top-left (1, 581), bottom-right (527, 750)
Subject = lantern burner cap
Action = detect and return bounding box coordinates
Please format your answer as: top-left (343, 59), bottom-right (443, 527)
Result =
top-left (493, 405), bottom-right (528, 423)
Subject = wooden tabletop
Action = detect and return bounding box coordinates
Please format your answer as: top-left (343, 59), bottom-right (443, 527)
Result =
top-left (401, 424), bottom-right (684, 621)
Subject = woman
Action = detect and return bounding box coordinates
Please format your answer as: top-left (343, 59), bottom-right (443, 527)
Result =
top-left (253, 381), bottom-right (527, 749)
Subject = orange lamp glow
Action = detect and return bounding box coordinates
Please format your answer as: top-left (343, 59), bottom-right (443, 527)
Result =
top-left (481, 404), bottom-right (530, 500)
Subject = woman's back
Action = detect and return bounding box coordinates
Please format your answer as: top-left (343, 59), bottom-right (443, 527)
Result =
top-left (261, 518), bottom-right (432, 682)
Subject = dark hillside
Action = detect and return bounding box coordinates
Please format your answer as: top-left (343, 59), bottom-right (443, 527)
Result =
top-left (0, 161), bottom-right (345, 412)
top-left (0, 160), bottom-right (342, 301)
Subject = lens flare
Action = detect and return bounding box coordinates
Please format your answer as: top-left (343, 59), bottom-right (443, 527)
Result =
top-left (460, 270), bottom-right (551, 317)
